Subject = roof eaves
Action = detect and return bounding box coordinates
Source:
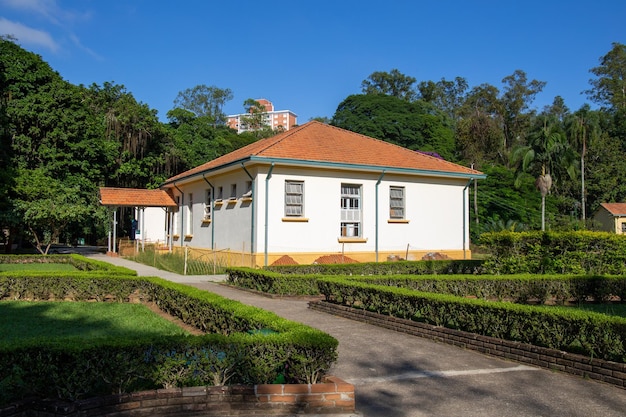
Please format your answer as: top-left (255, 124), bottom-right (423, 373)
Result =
top-left (161, 155), bottom-right (485, 186)
top-left (247, 156), bottom-right (487, 179)
top-left (160, 156), bottom-right (254, 187)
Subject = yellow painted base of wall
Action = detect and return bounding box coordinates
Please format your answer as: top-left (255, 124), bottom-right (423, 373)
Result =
top-left (150, 245), bottom-right (472, 268)
top-left (256, 249), bottom-right (473, 268)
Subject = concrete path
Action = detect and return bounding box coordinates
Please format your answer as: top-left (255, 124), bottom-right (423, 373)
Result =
top-left (90, 255), bottom-right (626, 417)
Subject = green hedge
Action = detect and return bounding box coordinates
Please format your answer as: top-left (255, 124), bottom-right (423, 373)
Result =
top-left (265, 259), bottom-right (486, 275)
top-left (0, 274), bottom-right (337, 406)
top-left (479, 231), bottom-right (626, 274)
top-left (316, 277), bottom-right (626, 362)
top-left (347, 274), bottom-right (626, 304)
top-left (228, 268), bottom-right (626, 304)
top-left (0, 254), bottom-right (136, 275)
top-left (227, 267), bottom-right (321, 296)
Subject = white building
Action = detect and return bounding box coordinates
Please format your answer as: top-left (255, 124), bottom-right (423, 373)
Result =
top-left (227, 99), bottom-right (297, 133)
top-left (99, 187), bottom-right (178, 254)
top-left (159, 121), bottom-right (485, 267)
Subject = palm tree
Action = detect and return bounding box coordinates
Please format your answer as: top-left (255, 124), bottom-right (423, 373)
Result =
top-left (511, 117), bottom-right (578, 231)
top-left (565, 106), bottom-right (600, 223)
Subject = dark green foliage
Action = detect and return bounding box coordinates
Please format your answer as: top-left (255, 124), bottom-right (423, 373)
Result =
top-left (0, 269), bottom-right (337, 406)
top-left (316, 277), bottom-right (626, 362)
top-left (228, 267), bottom-right (322, 295)
top-left (331, 94), bottom-right (456, 160)
top-left (479, 231), bottom-right (626, 274)
top-left (265, 259), bottom-right (485, 276)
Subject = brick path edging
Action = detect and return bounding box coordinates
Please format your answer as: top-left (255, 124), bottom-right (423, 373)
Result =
top-left (0, 376), bottom-right (354, 417)
top-left (309, 300), bottom-right (626, 389)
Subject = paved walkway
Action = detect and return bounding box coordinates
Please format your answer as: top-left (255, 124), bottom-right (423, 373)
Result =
top-left (90, 255), bottom-right (626, 417)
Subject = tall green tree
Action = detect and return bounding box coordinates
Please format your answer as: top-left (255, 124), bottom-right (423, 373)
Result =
top-left (1, 38), bottom-right (115, 249)
top-left (500, 70), bottom-right (546, 150)
top-left (239, 99), bottom-right (276, 139)
top-left (565, 105), bottom-right (601, 221)
top-left (173, 84), bottom-right (233, 127)
top-left (456, 83), bottom-right (505, 165)
top-left (331, 94), bottom-right (456, 159)
top-left (586, 42), bottom-right (626, 112)
top-left (511, 117), bottom-right (578, 230)
top-left (13, 169), bottom-right (92, 254)
top-left (166, 108), bottom-right (232, 169)
top-left (361, 69), bottom-right (417, 101)
top-left (417, 76), bottom-right (469, 121)
top-left (85, 81), bottom-right (172, 188)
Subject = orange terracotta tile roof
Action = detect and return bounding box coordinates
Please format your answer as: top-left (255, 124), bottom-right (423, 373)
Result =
top-left (99, 187), bottom-right (178, 207)
top-left (600, 203), bottom-right (626, 216)
top-left (163, 121), bottom-right (483, 184)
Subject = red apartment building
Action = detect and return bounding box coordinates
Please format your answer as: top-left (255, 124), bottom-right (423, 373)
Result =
top-left (227, 99), bottom-right (297, 133)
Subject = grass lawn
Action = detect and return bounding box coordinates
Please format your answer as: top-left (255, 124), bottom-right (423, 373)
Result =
top-left (567, 303), bottom-right (626, 318)
top-left (0, 263), bottom-right (78, 272)
top-left (0, 301), bottom-right (190, 344)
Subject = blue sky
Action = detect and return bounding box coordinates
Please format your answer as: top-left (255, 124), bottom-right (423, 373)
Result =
top-left (1, 0), bottom-right (624, 123)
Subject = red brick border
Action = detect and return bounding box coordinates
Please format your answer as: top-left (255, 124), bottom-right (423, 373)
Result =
top-left (0, 376), bottom-right (354, 417)
top-left (309, 300), bottom-right (626, 389)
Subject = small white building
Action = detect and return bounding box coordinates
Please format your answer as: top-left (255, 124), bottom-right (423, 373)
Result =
top-left (159, 121), bottom-right (485, 267)
top-left (99, 187), bottom-right (178, 254)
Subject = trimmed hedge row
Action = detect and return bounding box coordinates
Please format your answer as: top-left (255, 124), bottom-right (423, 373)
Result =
top-left (316, 277), bottom-right (626, 363)
top-left (265, 259), bottom-right (486, 275)
top-left (345, 274), bottom-right (626, 304)
top-left (479, 231), bottom-right (626, 274)
top-left (0, 254), bottom-right (136, 275)
top-left (228, 268), bottom-right (626, 304)
top-left (227, 267), bottom-right (321, 296)
top-left (0, 273), bottom-right (338, 406)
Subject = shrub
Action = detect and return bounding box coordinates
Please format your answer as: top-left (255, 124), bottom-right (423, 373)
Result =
top-left (479, 231), bottom-right (626, 274)
top-left (0, 273), bottom-right (337, 406)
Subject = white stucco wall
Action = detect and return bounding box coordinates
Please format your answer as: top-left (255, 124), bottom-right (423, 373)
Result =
top-left (166, 163), bottom-right (472, 262)
top-left (168, 170), bottom-right (254, 252)
top-left (255, 166), bottom-right (470, 258)
top-left (135, 207), bottom-right (169, 244)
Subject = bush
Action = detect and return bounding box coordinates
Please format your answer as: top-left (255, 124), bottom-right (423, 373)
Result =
top-left (479, 231), bottom-right (626, 274)
top-left (316, 277), bottom-right (626, 362)
top-left (0, 273), bottom-right (338, 406)
top-left (266, 259), bottom-right (485, 276)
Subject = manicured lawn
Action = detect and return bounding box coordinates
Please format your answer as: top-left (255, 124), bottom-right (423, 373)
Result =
top-left (0, 301), bottom-right (190, 344)
top-left (0, 263), bottom-right (77, 272)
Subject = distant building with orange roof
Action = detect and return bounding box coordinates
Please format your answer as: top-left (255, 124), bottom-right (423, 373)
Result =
top-left (593, 203), bottom-right (626, 234)
top-left (227, 99), bottom-right (297, 133)
top-left (154, 121), bottom-right (485, 266)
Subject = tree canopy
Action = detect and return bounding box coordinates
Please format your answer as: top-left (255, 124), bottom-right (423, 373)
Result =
top-left (2, 37), bottom-right (626, 251)
top-left (331, 94), bottom-right (456, 159)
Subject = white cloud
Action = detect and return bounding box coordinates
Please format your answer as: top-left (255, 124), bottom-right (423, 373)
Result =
top-left (0, 17), bottom-right (59, 52)
top-left (0, 0), bottom-right (64, 25)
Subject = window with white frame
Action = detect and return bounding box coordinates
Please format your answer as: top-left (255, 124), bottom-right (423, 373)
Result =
top-left (340, 184), bottom-right (361, 237)
top-left (187, 193), bottom-right (193, 235)
top-left (230, 184), bottom-right (237, 200)
top-left (389, 186), bottom-right (405, 219)
top-left (216, 186), bottom-right (223, 201)
top-left (204, 189), bottom-right (212, 219)
top-left (285, 180), bottom-right (304, 217)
